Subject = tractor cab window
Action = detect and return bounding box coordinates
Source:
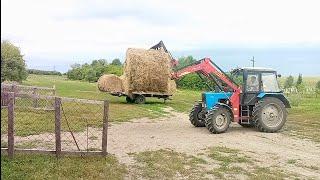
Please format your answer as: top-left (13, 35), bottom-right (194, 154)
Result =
top-left (246, 74), bottom-right (259, 92)
top-left (262, 73), bottom-right (280, 92)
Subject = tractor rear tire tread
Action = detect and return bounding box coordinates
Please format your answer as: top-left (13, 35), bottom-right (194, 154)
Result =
top-left (253, 97), bottom-right (287, 133)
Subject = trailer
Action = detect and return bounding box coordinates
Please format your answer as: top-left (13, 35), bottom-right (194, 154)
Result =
top-left (110, 91), bottom-right (172, 104)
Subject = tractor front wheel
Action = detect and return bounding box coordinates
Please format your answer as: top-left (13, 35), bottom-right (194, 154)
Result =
top-left (189, 104), bottom-right (206, 127)
top-left (253, 97), bottom-right (287, 133)
top-left (205, 106), bottom-right (231, 134)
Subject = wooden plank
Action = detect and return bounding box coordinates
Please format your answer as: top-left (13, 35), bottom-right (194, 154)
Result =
top-left (102, 100), bottom-right (109, 156)
top-left (14, 93), bottom-right (55, 100)
top-left (7, 92), bottom-right (14, 158)
top-left (1, 148), bottom-right (103, 156)
top-left (61, 97), bottom-right (103, 105)
top-left (55, 97), bottom-right (61, 157)
top-left (32, 87), bottom-right (39, 108)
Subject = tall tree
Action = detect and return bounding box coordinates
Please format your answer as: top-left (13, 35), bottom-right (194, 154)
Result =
top-left (1, 40), bottom-right (28, 82)
top-left (296, 73), bottom-right (303, 86)
top-left (316, 81), bottom-right (320, 96)
top-left (284, 75), bottom-right (294, 88)
top-left (111, 58), bottom-right (122, 66)
top-left (177, 55), bottom-right (197, 69)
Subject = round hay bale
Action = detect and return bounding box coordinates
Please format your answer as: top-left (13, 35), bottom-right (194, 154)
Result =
top-left (97, 74), bottom-right (123, 93)
top-left (123, 48), bottom-right (171, 94)
top-left (167, 80), bottom-right (177, 95)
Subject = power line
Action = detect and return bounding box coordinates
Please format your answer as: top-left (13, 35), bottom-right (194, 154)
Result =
top-left (250, 56), bottom-right (255, 67)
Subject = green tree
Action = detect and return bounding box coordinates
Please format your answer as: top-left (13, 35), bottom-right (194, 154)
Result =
top-left (176, 56), bottom-right (197, 69)
top-left (1, 40), bottom-right (28, 82)
top-left (284, 75), bottom-right (294, 88)
top-left (296, 73), bottom-right (303, 86)
top-left (111, 58), bottom-right (122, 66)
top-left (316, 81), bottom-right (320, 96)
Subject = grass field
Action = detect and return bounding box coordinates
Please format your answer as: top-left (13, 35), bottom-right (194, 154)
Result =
top-left (1, 74), bottom-right (320, 179)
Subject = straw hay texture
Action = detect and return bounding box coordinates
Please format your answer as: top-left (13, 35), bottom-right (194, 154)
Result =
top-left (123, 48), bottom-right (174, 94)
top-left (167, 80), bottom-right (177, 94)
top-left (97, 74), bottom-right (123, 92)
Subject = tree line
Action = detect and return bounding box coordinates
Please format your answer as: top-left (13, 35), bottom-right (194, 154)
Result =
top-left (2, 40), bottom-right (319, 93)
top-left (28, 69), bottom-right (62, 76)
top-left (66, 59), bottom-right (123, 82)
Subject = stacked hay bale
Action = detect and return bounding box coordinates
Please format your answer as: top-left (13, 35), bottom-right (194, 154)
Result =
top-left (97, 74), bottom-right (123, 93)
top-left (98, 48), bottom-right (176, 95)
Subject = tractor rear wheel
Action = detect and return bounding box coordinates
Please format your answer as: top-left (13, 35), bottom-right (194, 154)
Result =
top-left (253, 97), bottom-right (287, 133)
top-left (189, 104), bottom-right (206, 127)
top-left (205, 106), bottom-right (231, 134)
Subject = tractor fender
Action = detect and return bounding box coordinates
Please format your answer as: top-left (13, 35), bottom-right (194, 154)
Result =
top-left (257, 93), bottom-right (291, 108)
top-left (214, 103), bottom-right (234, 121)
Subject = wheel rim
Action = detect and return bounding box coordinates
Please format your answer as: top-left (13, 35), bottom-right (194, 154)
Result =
top-left (215, 113), bottom-right (227, 129)
top-left (261, 103), bottom-right (283, 128)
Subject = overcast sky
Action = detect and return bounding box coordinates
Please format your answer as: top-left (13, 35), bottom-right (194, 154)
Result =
top-left (1, 0), bottom-right (320, 75)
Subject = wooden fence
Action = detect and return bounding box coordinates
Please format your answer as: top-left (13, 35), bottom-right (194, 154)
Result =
top-left (1, 91), bottom-right (109, 158)
top-left (1, 83), bottom-right (56, 108)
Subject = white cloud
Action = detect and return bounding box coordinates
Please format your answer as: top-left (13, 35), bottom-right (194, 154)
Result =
top-left (1, 0), bottom-right (320, 68)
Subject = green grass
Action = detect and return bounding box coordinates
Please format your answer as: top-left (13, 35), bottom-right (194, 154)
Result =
top-left (129, 149), bottom-right (207, 179)
top-left (130, 147), bottom-right (295, 180)
top-left (284, 93), bottom-right (320, 142)
top-left (1, 154), bottom-right (127, 180)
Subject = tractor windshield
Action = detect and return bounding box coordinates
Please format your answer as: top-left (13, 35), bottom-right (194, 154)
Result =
top-left (262, 73), bottom-right (280, 92)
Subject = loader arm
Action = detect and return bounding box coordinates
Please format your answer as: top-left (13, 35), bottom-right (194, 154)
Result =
top-left (171, 57), bottom-right (242, 120)
top-left (172, 58), bottom-right (240, 92)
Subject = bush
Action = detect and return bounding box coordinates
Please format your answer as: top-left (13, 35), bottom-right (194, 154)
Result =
top-left (284, 75), bottom-right (294, 88)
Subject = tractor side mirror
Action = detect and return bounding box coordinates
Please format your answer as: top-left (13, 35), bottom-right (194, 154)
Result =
top-left (277, 74), bottom-right (282, 78)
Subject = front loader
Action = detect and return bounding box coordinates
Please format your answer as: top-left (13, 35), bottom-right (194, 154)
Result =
top-left (171, 58), bottom-right (290, 134)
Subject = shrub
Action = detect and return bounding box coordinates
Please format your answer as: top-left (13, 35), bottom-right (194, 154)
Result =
top-left (1, 40), bottom-right (28, 82)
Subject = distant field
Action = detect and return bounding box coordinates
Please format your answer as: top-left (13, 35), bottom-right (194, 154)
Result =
top-left (278, 76), bottom-right (320, 87)
top-left (22, 74), bottom-right (201, 121)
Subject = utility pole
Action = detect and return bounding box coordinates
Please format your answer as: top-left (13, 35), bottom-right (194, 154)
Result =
top-left (250, 56), bottom-right (255, 68)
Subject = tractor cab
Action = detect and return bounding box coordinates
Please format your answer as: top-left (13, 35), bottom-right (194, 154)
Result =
top-left (231, 67), bottom-right (280, 93)
top-left (230, 67), bottom-right (287, 106)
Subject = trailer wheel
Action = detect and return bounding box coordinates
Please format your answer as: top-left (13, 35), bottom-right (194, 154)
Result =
top-left (134, 95), bottom-right (146, 104)
top-left (126, 96), bottom-right (134, 103)
top-left (205, 105), bottom-right (231, 134)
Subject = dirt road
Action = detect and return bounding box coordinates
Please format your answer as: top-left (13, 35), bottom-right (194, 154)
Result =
top-left (108, 109), bottom-right (320, 178)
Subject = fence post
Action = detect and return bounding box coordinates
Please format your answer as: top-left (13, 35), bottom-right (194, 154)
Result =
top-left (53, 85), bottom-right (56, 96)
top-left (55, 97), bottom-right (61, 157)
top-left (33, 87), bottom-right (39, 108)
top-left (102, 100), bottom-right (109, 156)
top-left (7, 92), bottom-right (15, 158)
top-left (1, 92), bottom-right (8, 107)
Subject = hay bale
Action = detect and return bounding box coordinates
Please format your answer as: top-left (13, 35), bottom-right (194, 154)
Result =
top-left (167, 80), bottom-right (177, 95)
top-left (123, 48), bottom-right (171, 94)
top-left (97, 74), bottom-right (123, 92)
